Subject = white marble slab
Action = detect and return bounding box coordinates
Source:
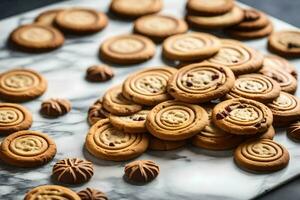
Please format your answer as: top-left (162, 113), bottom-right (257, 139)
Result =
top-left (0, 0), bottom-right (299, 199)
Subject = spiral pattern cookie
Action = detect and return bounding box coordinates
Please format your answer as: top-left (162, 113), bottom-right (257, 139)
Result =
top-left (0, 130), bottom-right (56, 167)
top-left (212, 99), bottom-right (273, 135)
top-left (146, 100), bottom-right (208, 141)
top-left (122, 67), bottom-right (177, 106)
top-left (0, 68), bottom-right (47, 102)
top-left (167, 62), bottom-right (235, 103)
top-left (287, 121), bottom-right (300, 141)
top-left (234, 139), bottom-right (290, 172)
top-left (226, 74), bottom-right (281, 103)
top-left (85, 119), bottom-right (149, 161)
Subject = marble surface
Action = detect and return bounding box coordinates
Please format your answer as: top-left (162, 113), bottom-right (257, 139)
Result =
top-left (0, 0), bottom-right (300, 200)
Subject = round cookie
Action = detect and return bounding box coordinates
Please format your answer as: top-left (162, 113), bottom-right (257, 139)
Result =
top-left (124, 160), bottom-right (159, 183)
top-left (55, 8), bottom-right (108, 34)
top-left (234, 139), bottom-right (289, 172)
top-left (187, 0), bottom-right (234, 16)
top-left (148, 135), bottom-right (186, 150)
top-left (0, 68), bottom-right (47, 102)
top-left (226, 74), bottom-right (281, 103)
top-left (212, 98), bottom-right (273, 135)
top-left (35, 9), bottom-right (64, 26)
top-left (40, 98), bottom-right (71, 118)
top-left (99, 34), bottom-right (155, 65)
top-left (102, 85), bottom-right (142, 116)
top-left (146, 100), bottom-right (209, 141)
top-left (85, 119), bottom-right (149, 161)
top-left (287, 121), bottom-right (300, 141)
top-left (9, 24), bottom-right (64, 52)
top-left (0, 103), bottom-right (32, 135)
top-left (122, 67), bottom-right (177, 106)
top-left (78, 188), bottom-right (108, 200)
top-left (227, 23), bottom-right (273, 40)
top-left (162, 32), bottom-right (221, 62)
top-left (207, 39), bottom-right (264, 75)
top-left (0, 130), bottom-right (57, 167)
top-left (133, 15), bottom-right (188, 42)
top-left (167, 62), bottom-right (235, 103)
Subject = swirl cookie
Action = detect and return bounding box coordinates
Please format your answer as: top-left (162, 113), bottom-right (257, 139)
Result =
top-left (100, 34), bottom-right (155, 65)
top-left (86, 65), bottom-right (114, 82)
top-left (87, 99), bottom-right (110, 126)
top-left (146, 100), bottom-right (208, 141)
top-left (234, 139), bottom-right (290, 172)
top-left (148, 135), bottom-right (186, 150)
top-left (212, 99), bottom-right (273, 135)
top-left (124, 160), bottom-right (159, 183)
top-left (0, 130), bottom-right (56, 167)
top-left (55, 8), bottom-right (108, 34)
top-left (134, 15), bottom-right (188, 42)
top-left (40, 98), bottom-right (71, 117)
top-left (162, 32), bottom-right (220, 61)
top-left (0, 68), bottom-right (47, 102)
top-left (35, 9), bottom-right (64, 26)
top-left (9, 24), bottom-right (64, 52)
top-left (0, 103), bottom-right (32, 135)
top-left (78, 188), bottom-right (108, 200)
top-left (208, 39), bottom-right (264, 75)
top-left (287, 121), bottom-right (300, 141)
top-left (187, 0), bottom-right (234, 16)
top-left (267, 92), bottom-right (300, 127)
top-left (167, 62), bottom-right (235, 103)
top-left (263, 55), bottom-right (297, 79)
top-left (103, 85), bottom-right (142, 115)
top-left (85, 119), bottom-right (149, 161)
top-left (227, 23), bottom-right (273, 40)
top-left (226, 74), bottom-right (281, 103)
top-left (122, 67), bottom-right (177, 106)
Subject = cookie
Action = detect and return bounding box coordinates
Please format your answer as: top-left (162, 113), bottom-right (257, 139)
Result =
top-left (103, 85), bottom-right (142, 115)
top-left (287, 121), bottom-right (300, 141)
top-left (78, 188), bottom-right (108, 200)
top-left (0, 103), bottom-right (32, 135)
top-left (86, 65), bottom-right (114, 82)
top-left (122, 67), bottom-right (177, 106)
top-left (9, 24), bottom-right (64, 52)
top-left (267, 92), bottom-right (300, 127)
top-left (162, 32), bottom-right (221, 61)
top-left (226, 74), bottom-right (281, 103)
top-left (234, 139), bottom-right (289, 172)
top-left (227, 23), bottom-right (273, 40)
top-left (85, 119), bottom-right (149, 161)
top-left (207, 39), bottom-right (264, 75)
top-left (167, 62), bottom-right (235, 103)
top-left (99, 34), bottom-right (155, 65)
top-left (146, 100), bottom-right (208, 141)
top-left (187, 6), bottom-right (244, 29)
top-left (212, 98), bottom-right (273, 135)
top-left (109, 110), bottom-right (149, 134)
top-left (186, 0), bottom-right (234, 16)
top-left (268, 30), bottom-right (300, 57)
top-left (0, 130), bottom-right (56, 167)
top-left (134, 15), bottom-right (188, 42)
top-left (124, 160), bottom-right (159, 183)
top-left (254, 125), bottom-right (275, 140)
top-left (34, 9), bottom-right (64, 26)
top-left (148, 135), bottom-right (186, 150)
top-left (0, 68), bottom-right (47, 102)
top-left (109, 0), bottom-right (162, 18)
top-left (87, 99), bottom-right (110, 126)
top-left (24, 185), bottom-right (80, 200)
top-left (40, 98), bottom-right (71, 118)
top-left (55, 8), bottom-right (108, 34)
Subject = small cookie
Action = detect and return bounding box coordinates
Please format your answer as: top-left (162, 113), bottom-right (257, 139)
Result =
top-left (9, 24), bottom-right (64, 52)
top-left (0, 68), bottom-right (47, 102)
top-left (187, 6), bottom-right (244, 29)
top-left (103, 85), bottom-right (142, 116)
top-left (40, 98), bottom-right (71, 117)
top-left (268, 30), bottom-right (300, 57)
top-left (87, 99), bottom-right (110, 126)
top-left (109, 110), bottom-right (149, 134)
top-left (148, 135), bottom-right (186, 150)
top-left (122, 67), bottom-right (177, 106)
top-left (124, 160), bottom-right (159, 183)
top-left (24, 185), bottom-right (80, 200)
top-left (234, 139), bottom-right (289, 172)
top-left (0, 130), bottom-right (56, 167)
top-left (226, 74), bottom-right (281, 103)
top-left (287, 121), bottom-right (300, 141)
top-left (162, 32), bottom-right (221, 61)
top-left (55, 8), bottom-right (108, 34)
top-left (227, 23), bottom-right (273, 40)
top-left (134, 15), bottom-right (188, 42)
top-left (167, 62), bottom-right (235, 103)
top-left (85, 119), bottom-right (149, 161)
top-left (109, 0), bottom-right (162, 18)
top-left (35, 9), bottom-right (64, 26)
top-left (0, 103), bottom-right (32, 135)
top-left (78, 188), bottom-right (108, 200)
top-left (208, 39), bottom-right (264, 75)
top-left (86, 65), bottom-right (114, 82)
top-left (263, 55), bottom-right (297, 79)
top-left (212, 98), bottom-right (273, 135)
top-left (100, 34), bottom-right (155, 65)
top-left (187, 0), bottom-right (234, 16)
top-left (267, 92), bottom-right (300, 127)
top-left (146, 100), bottom-right (208, 141)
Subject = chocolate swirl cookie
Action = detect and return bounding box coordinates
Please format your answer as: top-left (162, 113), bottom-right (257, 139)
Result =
top-left (87, 99), bottom-right (110, 126)
top-left (78, 188), bottom-right (108, 200)
top-left (287, 121), bottom-right (300, 141)
top-left (124, 160), bottom-right (159, 183)
top-left (86, 65), bottom-right (114, 82)
top-left (40, 98), bottom-right (71, 117)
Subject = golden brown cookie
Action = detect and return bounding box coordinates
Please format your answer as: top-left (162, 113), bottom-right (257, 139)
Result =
top-left (100, 34), bottom-right (155, 65)
top-left (86, 65), bottom-right (114, 82)
top-left (34, 9), bottom-right (64, 26)
top-left (55, 8), bottom-right (108, 34)
top-left (148, 135), bottom-right (186, 150)
top-left (9, 24), bottom-right (64, 52)
top-left (124, 160), bottom-right (159, 183)
top-left (85, 119), bottom-right (149, 161)
top-left (0, 130), bottom-right (56, 167)
top-left (0, 68), bottom-right (47, 102)
top-left (78, 188), bottom-right (108, 200)
top-left (227, 22), bottom-right (273, 40)
top-left (40, 98), bottom-right (71, 118)
top-left (187, 0), bottom-right (234, 16)
top-left (87, 99), bottom-right (110, 126)
top-left (122, 67), bottom-right (177, 106)
top-left (234, 139), bottom-right (290, 172)
top-left (287, 121), bottom-right (300, 141)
